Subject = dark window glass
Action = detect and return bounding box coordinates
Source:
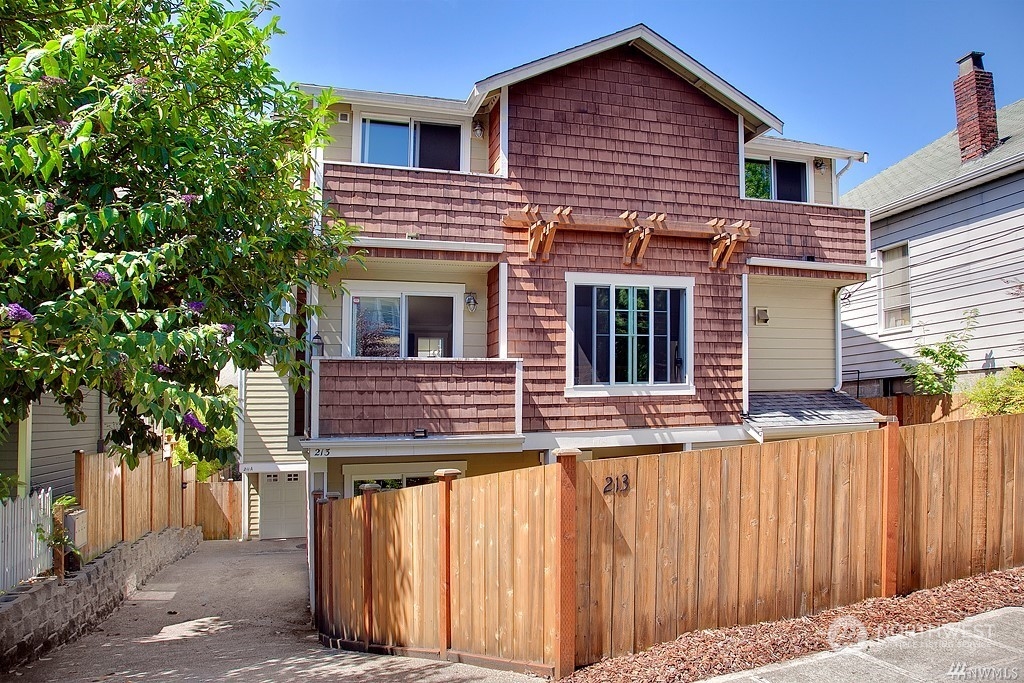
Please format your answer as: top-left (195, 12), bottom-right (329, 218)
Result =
top-left (362, 120), bottom-right (410, 166)
top-left (416, 122), bottom-right (461, 171)
top-left (574, 285), bottom-right (594, 385)
top-left (774, 160), bottom-right (807, 202)
top-left (595, 287), bottom-right (610, 383)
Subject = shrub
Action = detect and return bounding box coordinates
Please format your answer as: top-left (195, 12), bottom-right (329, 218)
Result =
top-left (966, 368), bottom-right (1024, 416)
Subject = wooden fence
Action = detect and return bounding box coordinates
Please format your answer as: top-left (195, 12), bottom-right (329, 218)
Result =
top-left (862, 393), bottom-right (973, 425)
top-left (75, 450), bottom-right (241, 560)
top-left (312, 413), bottom-right (1024, 678)
top-left (1, 488), bottom-right (52, 592)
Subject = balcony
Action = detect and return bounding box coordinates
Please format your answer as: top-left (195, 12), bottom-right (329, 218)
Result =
top-left (312, 358), bottom-right (522, 439)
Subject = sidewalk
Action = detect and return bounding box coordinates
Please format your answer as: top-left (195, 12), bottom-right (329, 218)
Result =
top-left (705, 607), bottom-right (1024, 682)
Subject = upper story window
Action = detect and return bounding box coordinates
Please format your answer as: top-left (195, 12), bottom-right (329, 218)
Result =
top-left (879, 243), bottom-right (911, 331)
top-left (343, 282), bottom-right (465, 358)
top-left (744, 158), bottom-right (808, 202)
top-left (360, 118), bottom-right (462, 171)
top-left (566, 273), bottom-right (694, 397)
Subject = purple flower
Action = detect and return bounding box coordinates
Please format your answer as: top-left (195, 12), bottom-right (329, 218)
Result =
top-left (129, 76), bottom-right (149, 87)
top-left (186, 301), bottom-right (205, 313)
top-left (152, 363), bottom-right (171, 374)
top-left (219, 323), bottom-right (235, 335)
top-left (38, 75), bottom-right (67, 91)
top-left (181, 194), bottom-right (199, 207)
top-left (92, 271), bottom-right (113, 284)
top-left (4, 303), bottom-right (35, 323)
top-left (43, 202), bottom-right (55, 217)
top-left (182, 411), bottom-right (206, 433)
top-left (54, 119), bottom-right (70, 131)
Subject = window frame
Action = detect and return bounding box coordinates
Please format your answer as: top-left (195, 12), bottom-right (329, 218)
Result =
top-left (341, 460), bottom-right (466, 498)
top-left (352, 107), bottom-right (471, 172)
top-left (743, 155), bottom-right (812, 203)
top-left (565, 272), bottom-right (696, 397)
top-left (876, 242), bottom-right (913, 334)
top-left (340, 281), bottom-right (466, 359)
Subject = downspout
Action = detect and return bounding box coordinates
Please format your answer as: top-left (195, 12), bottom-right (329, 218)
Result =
top-left (833, 287), bottom-right (844, 392)
top-left (741, 274), bottom-right (749, 414)
top-left (835, 155), bottom-right (859, 181)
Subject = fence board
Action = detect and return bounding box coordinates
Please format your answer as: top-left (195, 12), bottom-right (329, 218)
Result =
top-left (718, 447), bottom-right (741, 629)
top-left (195, 480), bottom-right (241, 540)
top-left (776, 441), bottom-right (798, 619)
top-left (755, 444), bottom-right (778, 621)
top-left (738, 446), bottom-right (760, 625)
top-left (1, 489), bottom-right (52, 592)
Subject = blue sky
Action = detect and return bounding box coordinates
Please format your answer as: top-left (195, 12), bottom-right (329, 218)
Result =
top-left (267, 0), bottom-right (1024, 192)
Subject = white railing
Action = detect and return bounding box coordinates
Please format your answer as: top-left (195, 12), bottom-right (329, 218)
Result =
top-left (1, 488), bottom-right (52, 593)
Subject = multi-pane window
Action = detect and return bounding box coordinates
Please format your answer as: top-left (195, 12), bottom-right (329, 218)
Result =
top-left (573, 284), bottom-right (689, 387)
top-left (744, 158), bottom-right (808, 202)
top-left (361, 118), bottom-right (461, 171)
top-left (880, 244), bottom-right (911, 330)
top-left (351, 293), bottom-right (455, 358)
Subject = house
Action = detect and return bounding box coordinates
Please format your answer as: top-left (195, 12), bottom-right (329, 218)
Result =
top-left (238, 24), bottom-right (882, 539)
top-left (0, 394), bottom-right (106, 497)
top-left (841, 52), bottom-right (1024, 397)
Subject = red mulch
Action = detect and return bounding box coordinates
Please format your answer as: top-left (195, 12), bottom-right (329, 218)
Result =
top-left (567, 567), bottom-right (1024, 683)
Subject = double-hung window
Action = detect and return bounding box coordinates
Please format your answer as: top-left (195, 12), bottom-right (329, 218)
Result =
top-left (566, 273), bottom-right (695, 396)
top-left (360, 117), bottom-right (462, 171)
top-left (744, 158), bottom-right (808, 202)
top-left (879, 244), bottom-right (911, 331)
top-left (345, 282), bottom-right (465, 359)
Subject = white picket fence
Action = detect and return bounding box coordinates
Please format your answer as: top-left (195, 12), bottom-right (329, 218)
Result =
top-left (1, 489), bottom-right (52, 592)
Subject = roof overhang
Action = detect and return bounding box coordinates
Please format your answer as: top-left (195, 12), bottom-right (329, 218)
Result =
top-left (746, 257), bottom-right (880, 278)
top-left (301, 25), bottom-right (783, 137)
top-left (470, 24), bottom-right (783, 138)
top-left (299, 433), bottom-right (525, 458)
top-left (744, 421), bottom-right (883, 443)
top-left (746, 136), bottom-right (868, 163)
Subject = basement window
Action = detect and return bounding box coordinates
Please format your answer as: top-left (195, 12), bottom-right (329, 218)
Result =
top-left (744, 158), bottom-right (808, 202)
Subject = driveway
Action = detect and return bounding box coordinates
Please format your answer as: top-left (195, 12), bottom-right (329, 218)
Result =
top-left (16, 539), bottom-right (533, 683)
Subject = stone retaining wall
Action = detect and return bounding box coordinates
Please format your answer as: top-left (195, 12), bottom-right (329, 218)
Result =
top-left (0, 526), bottom-right (202, 671)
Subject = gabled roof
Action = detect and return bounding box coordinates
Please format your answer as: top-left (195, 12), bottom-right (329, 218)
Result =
top-left (301, 24), bottom-right (783, 138)
top-left (842, 98), bottom-right (1024, 218)
top-left (469, 24), bottom-right (782, 138)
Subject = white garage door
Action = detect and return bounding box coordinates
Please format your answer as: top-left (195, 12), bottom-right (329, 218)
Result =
top-left (260, 471), bottom-right (307, 539)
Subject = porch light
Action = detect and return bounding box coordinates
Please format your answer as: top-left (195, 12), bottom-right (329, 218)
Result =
top-left (465, 292), bottom-right (478, 313)
top-left (472, 119), bottom-right (484, 139)
top-left (311, 333), bottom-right (324, 357)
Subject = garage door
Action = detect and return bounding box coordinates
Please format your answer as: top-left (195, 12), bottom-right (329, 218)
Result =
top-left (260, 471), bottom-right (307, 539)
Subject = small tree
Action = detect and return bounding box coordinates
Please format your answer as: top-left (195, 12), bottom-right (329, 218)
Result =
top-left (895, 309), bottom-right (977, 395)
top-left (0, 1), bottom-right (356, 465)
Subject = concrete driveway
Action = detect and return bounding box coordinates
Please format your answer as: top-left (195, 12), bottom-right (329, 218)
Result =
top-left (15, 539), bottom-right (534, 683)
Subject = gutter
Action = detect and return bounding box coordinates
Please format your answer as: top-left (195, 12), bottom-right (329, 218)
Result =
top-left (865, 151), bottom-right (1024, 220)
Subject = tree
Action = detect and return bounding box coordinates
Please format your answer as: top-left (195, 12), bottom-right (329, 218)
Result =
top-left (0, 0), bottom-right (355, 465)
top-left (895, 309), bottom-right (977, 395)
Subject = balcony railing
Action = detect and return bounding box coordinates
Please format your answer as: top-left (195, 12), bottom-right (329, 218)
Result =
top-left (312, 357), bottom-right (522, 439)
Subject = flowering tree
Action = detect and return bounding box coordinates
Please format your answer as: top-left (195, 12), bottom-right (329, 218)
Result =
top-left (0, 1), bottom-right (356, 465)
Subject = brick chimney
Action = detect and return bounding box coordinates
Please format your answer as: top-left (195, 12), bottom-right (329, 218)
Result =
top-left (954, 51), bottom-right (999, 162)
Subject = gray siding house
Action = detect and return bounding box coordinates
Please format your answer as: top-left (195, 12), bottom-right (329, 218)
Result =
top-left (840, 52), bottom-right (1024, 397)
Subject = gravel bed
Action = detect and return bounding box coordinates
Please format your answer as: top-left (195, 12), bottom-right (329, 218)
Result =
top-left (567, 566), bottom-right (1024, 683)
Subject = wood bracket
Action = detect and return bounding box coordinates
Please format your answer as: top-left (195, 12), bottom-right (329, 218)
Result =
top-left (707, 219), bottom-right (753, 270)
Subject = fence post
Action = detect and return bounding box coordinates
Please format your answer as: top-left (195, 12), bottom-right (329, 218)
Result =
top-left (434, 468), bottom-right (461, 659)
top-left (553, 448), bottom-right (579, 679)
top-left (881, 418), bottom-right (901, 597)
top-left (360, 483), bottom-right (380, 651)
top-left (310, 489), bottom-right (324, 633)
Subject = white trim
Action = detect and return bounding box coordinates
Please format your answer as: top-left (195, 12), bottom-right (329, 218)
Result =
top-left (860, 151), bottom-right (1024, 219)
top-left (301, 433), bottom-right (525, 457)
top-left (750, 422), bottom-right (882, 442)
top-left (564, 272), bottom-right (696, 396)
top-left (352, 108), bottom-right (471, 173)
top-left (499, 86), bottom-right (509, 177)
top-left (514, 359), bottom-right (523, 435)
top-left (341, 460), bottom-right (467, 498)
top-left (737, 113), bottom-right (746, 199)
top-left (741, 274), bottom-right (749, 414)
top-left (522, 424), bottom-right (751, 450)
top-left (875, 241), bottom-right (913, 335)
top-left (743, 154), bottom-right (811, 203)
top-left (239, 461), bottom-right (307, 474)
top-left (340, 281), bottom-right (466, 358)
top-left (498, 262), bottom-right (509, 357)
top-left (745, 257), bottom-right (880, 275)
top-left (353, 236), bottom-right (505, 254)
top-left (236, 368), bottom-right (246, 464)
top-left (300, 84), bottom-right (470, 116)
top-left (310, 357), bottom-right (321, 439)
top-left (328, 160), bottom-right (502, 180)
top-left (745, 137), bottom-right (867, 163)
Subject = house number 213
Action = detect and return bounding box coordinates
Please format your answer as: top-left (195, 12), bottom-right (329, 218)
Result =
top-left (603, 474), bottom-right (630, 495)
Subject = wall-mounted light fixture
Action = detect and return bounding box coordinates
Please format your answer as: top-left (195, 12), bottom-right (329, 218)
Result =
top-left (754, 307), bottom-right (770, 326)
top-left (311, 333), bottom-right (324, 357)
top-left (813, 157), bottom-right (827, 172)
top-left (465, 292), bottom-right (478, 313)
top-left (472, 120), bottom-right (484, 139)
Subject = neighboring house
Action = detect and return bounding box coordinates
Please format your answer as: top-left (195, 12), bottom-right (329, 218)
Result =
top-left (0, 393), bottom-right (106, 496)
top-left (239, 24), bottom-right (881, 538)
top-left (841, 52), bottom-right (1024, 397)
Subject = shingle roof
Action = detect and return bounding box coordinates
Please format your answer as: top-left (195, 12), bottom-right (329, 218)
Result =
top-left (841, 98), bottom-right (1024, 212)
top-left (745, 391), bottom-right (884, 431)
